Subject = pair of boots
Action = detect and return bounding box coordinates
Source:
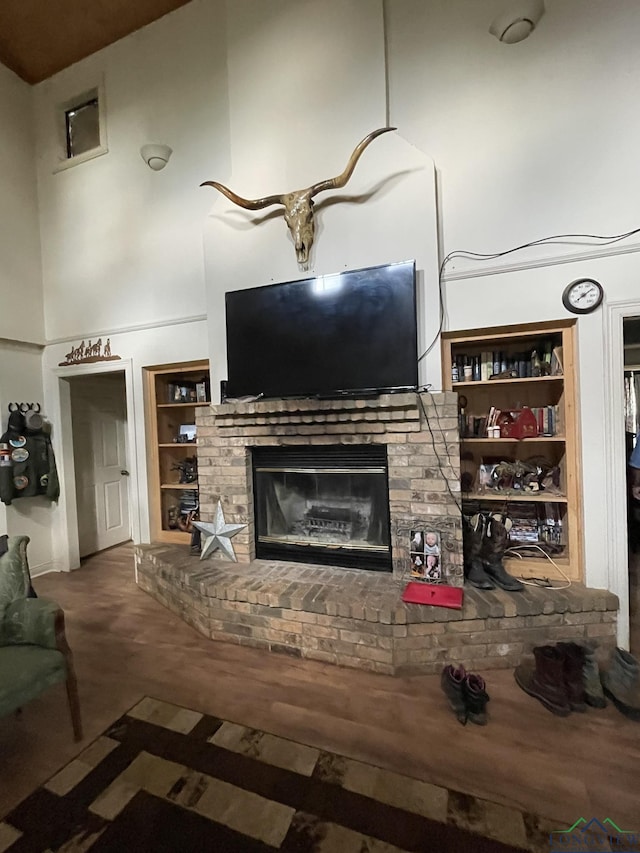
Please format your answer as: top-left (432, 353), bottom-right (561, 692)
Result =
top-left (463, 512), bottom-right (524, 592)
top-left (601, 647), bottom-right (640, 721)
top-left (441, 664), bottom-right (490, 725)
top-left (514, 642), bottom-right (606, 716)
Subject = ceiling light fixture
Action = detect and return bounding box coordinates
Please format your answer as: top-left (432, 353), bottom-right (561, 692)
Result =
top-left (140, 143), bottom-right (172, 171)
top-left (489, 0), bottom-right (545, 44)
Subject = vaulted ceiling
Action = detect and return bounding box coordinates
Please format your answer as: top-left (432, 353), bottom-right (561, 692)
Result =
top-left (0, 0), bottom-right (193, 85)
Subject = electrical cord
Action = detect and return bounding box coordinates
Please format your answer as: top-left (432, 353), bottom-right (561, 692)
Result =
top-left (417, 391), bottom-right (463, 515)
top-left (504, 544), bottom-right (572, 589)
top-left (418, 224), bottom-right (640, 363)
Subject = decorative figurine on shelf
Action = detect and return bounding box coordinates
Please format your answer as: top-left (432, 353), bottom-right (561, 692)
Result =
top-left (171, 457), bottom-right (197, 484)
top-left (175, 509), bottom-right (202, 556)
top-left (200, 127), bottom-right (396, 268)
top-left (499, 407), bottom-right (539, 440)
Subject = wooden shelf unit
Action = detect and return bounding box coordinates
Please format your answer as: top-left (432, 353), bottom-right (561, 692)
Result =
top-left (144, 360), bottom-right (210, 544)
top-left (441, 319), bottom-right (583, 581)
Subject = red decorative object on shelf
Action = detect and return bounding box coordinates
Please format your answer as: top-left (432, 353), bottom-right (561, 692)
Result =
top-left (499, 407), bottom-right (539, 440)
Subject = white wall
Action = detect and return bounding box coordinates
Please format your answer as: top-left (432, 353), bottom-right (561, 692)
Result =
top-left (0, 342), bottom-right (52, 573)
top-left (42, 319), bottom-right (208, 571)
top-left (386, 0), bottom-right (640, 267)
top-left (0, 65), bottom-right (46, 560)
top-left (0, 65), bottom-right (43, 343)
top-left (33, 0), bottom-right (228, 343)
top-left (30, 1), bottom-right (223, 570)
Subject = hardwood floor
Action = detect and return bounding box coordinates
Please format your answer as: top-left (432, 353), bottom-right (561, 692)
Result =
top-left (2, 543), bottom-right (639, 831)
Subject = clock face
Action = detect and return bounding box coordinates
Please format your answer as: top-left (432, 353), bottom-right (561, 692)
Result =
top-left (562, 278), bottom-right (604, 314)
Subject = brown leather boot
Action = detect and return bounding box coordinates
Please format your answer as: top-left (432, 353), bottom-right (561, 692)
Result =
top-left (463, 514), bottom-right (495, 589)
top-left (480, 513), bottom-right (524, 592)
top-left (514, 645), bottom-right (572, 716)
top-left (556, 642), bottom-right (587, 712)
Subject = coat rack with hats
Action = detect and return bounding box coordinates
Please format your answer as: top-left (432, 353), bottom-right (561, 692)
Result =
top-left (0, 403), bottom-right (60, 505)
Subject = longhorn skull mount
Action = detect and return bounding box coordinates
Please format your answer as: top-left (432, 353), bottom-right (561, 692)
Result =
top-left (200, 127), bottom-right (396, 268)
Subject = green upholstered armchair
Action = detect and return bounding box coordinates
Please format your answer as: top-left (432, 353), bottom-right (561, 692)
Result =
top-left (0, 535), bottom-right (82, 741)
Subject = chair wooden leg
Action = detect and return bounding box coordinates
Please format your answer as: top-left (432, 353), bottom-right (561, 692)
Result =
top-left (55, 608), bottom-right (83, 742)
top-left (66, 672), bottom-right (83, 742)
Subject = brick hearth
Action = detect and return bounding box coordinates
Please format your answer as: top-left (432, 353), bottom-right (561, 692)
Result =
top-left (135, 544), bottom-right (618, 676)
top-left (136, 390), bottom-right (619, 672)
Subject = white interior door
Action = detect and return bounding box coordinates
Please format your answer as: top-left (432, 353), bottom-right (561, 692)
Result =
top-left (70, 373), bottom-right (130, 557)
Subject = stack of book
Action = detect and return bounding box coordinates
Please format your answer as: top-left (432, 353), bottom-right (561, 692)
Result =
top-left (179, 491), bottom-right (199, 518)
top-left (451, 339), bottom-right (563, 383)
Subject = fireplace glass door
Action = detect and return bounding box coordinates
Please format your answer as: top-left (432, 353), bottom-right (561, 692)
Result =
top-left (252, 445), bottom-right (391, 571)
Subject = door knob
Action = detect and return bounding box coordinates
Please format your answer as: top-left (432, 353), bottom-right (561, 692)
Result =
top-left (120, 469), bottom-right (130, 476)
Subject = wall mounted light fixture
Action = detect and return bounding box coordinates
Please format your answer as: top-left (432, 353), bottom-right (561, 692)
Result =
top-left (489, 0), bottom-right (545, 44)
top-left (140, 143), bottom-right (172, 171)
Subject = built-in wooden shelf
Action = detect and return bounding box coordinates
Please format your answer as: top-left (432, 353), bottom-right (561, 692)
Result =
top-left (160, 484), bottom-right (199, 491)
top-left (157, 443), bottom-right (199, 448)
top-left (462, 437), bottom-right (565, 443)
top-left (463, 491), bottom-right (567, 503)
top-left (442, 319), bottom-right (582, 582)
top-left (156, 401), bottom-right (211, 408)
top-left (144, 360), bottom-right (210, 544)
top-left (452, 375), bottom-right (564, 388)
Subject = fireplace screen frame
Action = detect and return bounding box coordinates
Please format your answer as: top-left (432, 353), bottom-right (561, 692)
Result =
top-left (251, 445), bottom-right (392, 572)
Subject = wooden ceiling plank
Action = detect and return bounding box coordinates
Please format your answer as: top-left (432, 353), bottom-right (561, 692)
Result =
top-left (0, 0), bottom-right (193, 85)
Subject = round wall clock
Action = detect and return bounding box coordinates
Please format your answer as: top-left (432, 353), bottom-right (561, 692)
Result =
top-left (562, 278), bottom-right (604, 314)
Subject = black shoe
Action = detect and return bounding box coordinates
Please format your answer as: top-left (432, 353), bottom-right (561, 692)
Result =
top-left (479, 513), bottom-right (524, 592)
top-left (464, 514), bottom-right (494, 588)
top-left (463, 673), bottom-right (490, 725)
top-left (466, 561), bottom-right (496, 590)
top-left (483, 561), bottom-right (524, 592)
top-left (441, 664), bottom-right (468, 725)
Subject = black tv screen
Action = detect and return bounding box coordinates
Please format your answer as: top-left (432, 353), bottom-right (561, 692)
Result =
top-left (224, 260), bottom-right (418, 399)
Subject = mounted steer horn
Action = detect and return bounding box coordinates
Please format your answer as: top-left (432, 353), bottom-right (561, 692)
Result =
top-left (201, 127), bottom-right (396, 267)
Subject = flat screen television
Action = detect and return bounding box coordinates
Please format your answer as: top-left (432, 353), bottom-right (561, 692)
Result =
top-left (224, 259), bottom-right (418, 399)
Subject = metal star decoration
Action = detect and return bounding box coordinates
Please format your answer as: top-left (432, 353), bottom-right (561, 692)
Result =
top-left (193, 502), bottom-right (246, 562)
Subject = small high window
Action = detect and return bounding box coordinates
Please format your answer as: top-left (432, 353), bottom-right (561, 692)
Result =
top-left (65, 97), bottom-right (100, 158)
top-left (55, 83), bottom-right (107, 172)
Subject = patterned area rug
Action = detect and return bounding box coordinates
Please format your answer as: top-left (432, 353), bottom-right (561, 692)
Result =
top-left (0, 698), bottom-right (555, 852)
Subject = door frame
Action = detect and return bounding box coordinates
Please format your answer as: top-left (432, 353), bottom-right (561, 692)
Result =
top-left (53, 358), bottom-right (140, 570)
top-left (605, 299), bottom-right (640, 649)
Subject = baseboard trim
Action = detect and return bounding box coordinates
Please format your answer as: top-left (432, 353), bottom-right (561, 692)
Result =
top-left (30, 560), bottom-right (63, 578)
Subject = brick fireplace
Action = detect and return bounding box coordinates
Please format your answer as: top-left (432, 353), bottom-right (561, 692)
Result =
top-left (135, 390), bottom-right (619, 675)
top-left (196, 391), bottom-right (464, 582)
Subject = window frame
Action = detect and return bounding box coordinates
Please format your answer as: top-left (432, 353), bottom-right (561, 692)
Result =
top-left (54, 83), bottom-right (108, 173)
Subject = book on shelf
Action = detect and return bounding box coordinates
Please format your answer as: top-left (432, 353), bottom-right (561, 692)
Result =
top-left (451, 338), bottom-right (563, 383)
top-left (460, 404), bottom-right (560, 438)
top-left (551, 346), bottom-right (564, 376)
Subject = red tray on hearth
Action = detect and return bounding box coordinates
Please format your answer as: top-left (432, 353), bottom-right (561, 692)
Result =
top-left (402, 582), bottom-right (464, 609)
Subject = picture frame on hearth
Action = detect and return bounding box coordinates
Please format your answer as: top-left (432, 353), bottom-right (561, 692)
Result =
top-left (409, 550), bottom-right (425, 579)
top-left (409, 529), bottom-right (442, 583)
